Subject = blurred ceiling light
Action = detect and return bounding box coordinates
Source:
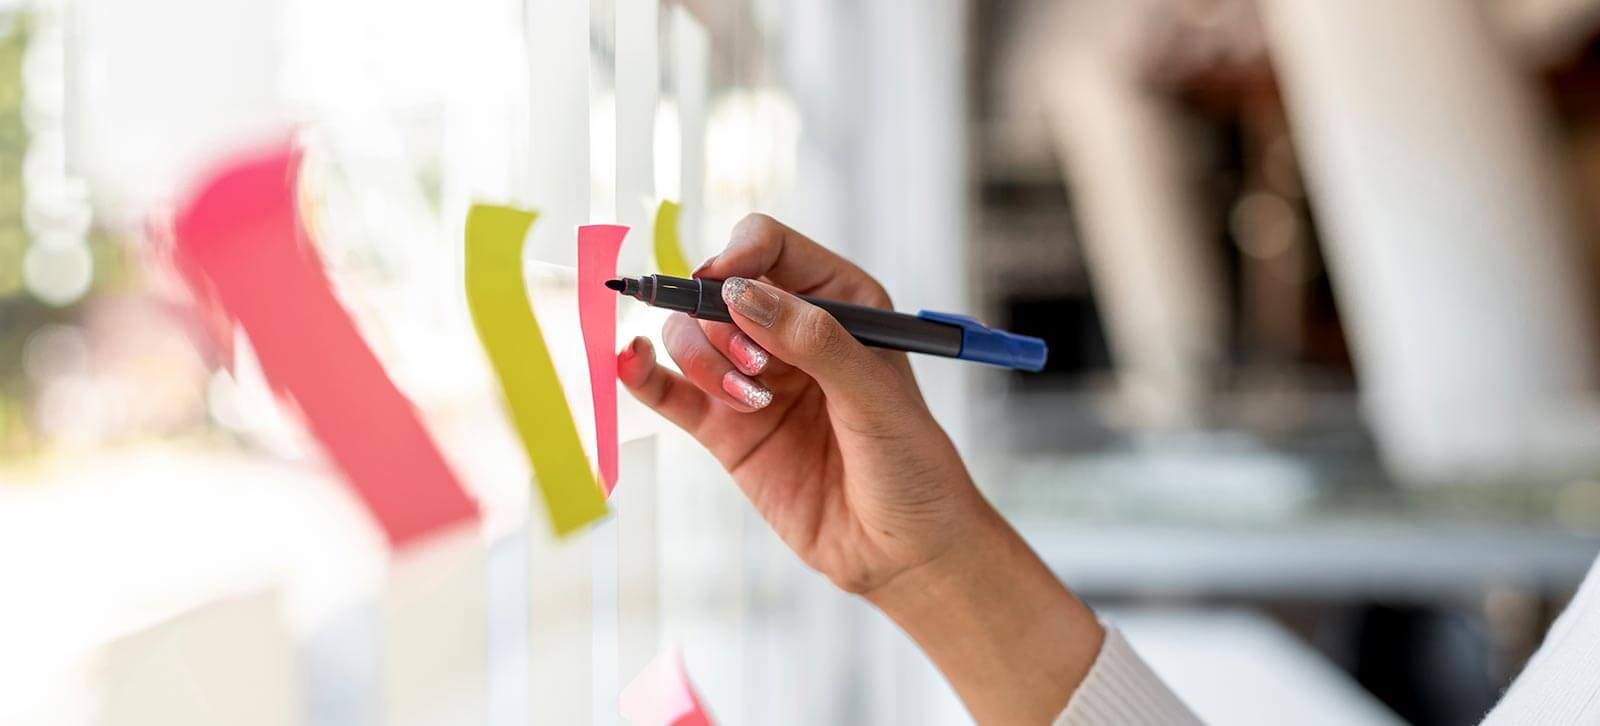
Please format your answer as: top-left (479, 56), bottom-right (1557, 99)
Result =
top-left (22, 238), bottom-right (91, 306)
top-left (1229, 191), bottom-right (1298, 261)
top-left (1261, 135), bottom-right (1303, 199)
top-left (20, 1), bottom-right (92, 310)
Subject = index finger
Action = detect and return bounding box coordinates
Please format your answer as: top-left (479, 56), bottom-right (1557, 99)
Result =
top-left (694, 213), bottom-right (892, 309)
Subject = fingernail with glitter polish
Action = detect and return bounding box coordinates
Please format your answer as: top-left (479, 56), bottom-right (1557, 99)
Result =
top-left (721, 277), bottom-right (780, 327)
top-left (722, 370), bottom-right (773, 410)
top-left (728, 332), bottom-right (769, 375)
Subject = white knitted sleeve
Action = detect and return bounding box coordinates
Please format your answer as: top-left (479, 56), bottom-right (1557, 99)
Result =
top-left (1478, 553), bottom-right (1600, 725)
top-left (1053, 626), bottom-right (1204, 726)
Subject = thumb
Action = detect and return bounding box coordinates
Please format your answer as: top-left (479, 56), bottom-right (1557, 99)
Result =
top-left (720, 276), bottom-right (912, 422)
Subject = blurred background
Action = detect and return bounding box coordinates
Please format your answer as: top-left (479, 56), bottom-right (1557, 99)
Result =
top-left (6, 0), bottom-right (1600, 724)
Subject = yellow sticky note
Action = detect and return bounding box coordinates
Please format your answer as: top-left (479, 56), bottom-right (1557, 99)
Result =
top-left (465, 204), bottom-right (607, 536)
top-left (652, 199), bottom-right (693, 277)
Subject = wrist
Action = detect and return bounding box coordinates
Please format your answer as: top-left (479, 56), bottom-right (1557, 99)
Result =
top-left (865, 504), bottom-right (1105, 724)
top-left (863, 502), bottom-right (1014, 616)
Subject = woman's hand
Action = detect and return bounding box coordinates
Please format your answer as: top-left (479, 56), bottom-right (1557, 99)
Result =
top-left (618, 214), bottom-right (1104, 724)
top-left (617, 213), bottom-right (993, 596)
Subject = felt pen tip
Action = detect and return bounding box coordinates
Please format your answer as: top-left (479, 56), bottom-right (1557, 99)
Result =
top-left (604, 279), bottom-right (624, 292)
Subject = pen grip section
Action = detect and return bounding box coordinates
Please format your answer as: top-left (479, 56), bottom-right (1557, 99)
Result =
top-left (689, 278), bottom-right (735, 323)
top-left (657, 275), bottom-right (964, 358)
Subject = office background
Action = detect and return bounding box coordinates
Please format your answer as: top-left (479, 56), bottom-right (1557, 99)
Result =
top-left (7, 1), bottom-right (1600, 724)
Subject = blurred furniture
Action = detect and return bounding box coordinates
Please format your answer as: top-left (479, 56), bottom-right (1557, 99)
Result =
top-left (1111, 608), bottom-right (1404, 726)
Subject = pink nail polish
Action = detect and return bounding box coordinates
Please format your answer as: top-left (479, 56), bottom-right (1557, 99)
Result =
top-left (721, 371), bottom-right (773, 410)
top-left (691, 255), bottom-right (718, 278)
top-left (728, 332), bottom-right (769, 375)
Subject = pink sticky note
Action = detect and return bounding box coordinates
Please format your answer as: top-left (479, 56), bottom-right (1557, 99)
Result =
top-left (171, 143), bottom-right (478, 548)
top-left (619, 649), bottom-right (713, 726)
top-left (578, 224), bottom-right (628, 495)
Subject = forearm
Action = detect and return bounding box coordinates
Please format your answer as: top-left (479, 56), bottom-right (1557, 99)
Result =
top-left (866, 506), bottom-right (1105, 724)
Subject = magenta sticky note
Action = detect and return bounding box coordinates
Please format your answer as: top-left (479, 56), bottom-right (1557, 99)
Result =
top-left (578, 224), bottom-right (628, 496)
top-left (171, 143), bottom-right (478, 548)
top-left (619, 648), bottom-right (713, 726)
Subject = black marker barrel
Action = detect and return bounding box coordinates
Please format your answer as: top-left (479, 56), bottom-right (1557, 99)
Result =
top-left (607, 274), bottom-right (1045, 370)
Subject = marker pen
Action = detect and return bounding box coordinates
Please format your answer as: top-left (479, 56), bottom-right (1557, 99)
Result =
top-left (606, 274), bottom-right (1048, 372)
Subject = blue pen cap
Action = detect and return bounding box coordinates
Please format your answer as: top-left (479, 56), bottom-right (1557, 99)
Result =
top-left (916, 310), bottom-right (1049, 372)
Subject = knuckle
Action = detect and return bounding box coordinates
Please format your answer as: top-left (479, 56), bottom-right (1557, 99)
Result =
top-left (662, 317), bottom-right (708, 368)
top-left (672, 339), bottom-right (714, 376)
top-left (792, 305), bottom-right (848, 358)
top-left (639, 370), bottom-right (671, 407)
top-left (861, 280), bottom-right (892, 309)
top-left (731, 212), bottom-right (781, 244)
top-left (661, 315), bottom-right (693, 347)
